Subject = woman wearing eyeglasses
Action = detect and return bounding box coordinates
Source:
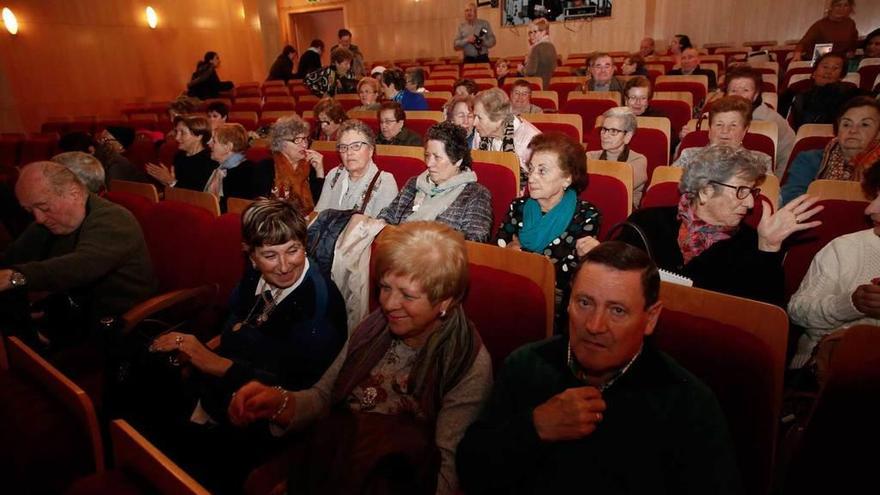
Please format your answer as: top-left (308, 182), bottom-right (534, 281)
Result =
top-left (517, 18), bottom-right (556, 90)
top-left (376, 101), bottom-right (424, 147)
top-left (587, 106), bottom-right (649, 208)
top-left (313, 97), bottom-right (349, 142)
top-left (256, 115), bottom-right (326, 213)
top-left (617, 145), bottom-right (822, 306)
top-left (314, 119), bottom-right (399, 217)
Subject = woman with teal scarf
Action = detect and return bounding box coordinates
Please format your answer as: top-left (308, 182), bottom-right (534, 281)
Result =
top-left (496, 133), bottom-right (601, 331)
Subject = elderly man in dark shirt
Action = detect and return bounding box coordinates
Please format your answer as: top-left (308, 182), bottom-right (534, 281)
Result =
top-left (1, 161), bottom-right (156, 348)
top-left (457, 241), bottom-right (742, 494)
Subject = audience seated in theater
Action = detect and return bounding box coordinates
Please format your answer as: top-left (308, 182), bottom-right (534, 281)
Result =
top-left (624, 76), bottom-right (667, 118)
top-left (788, 164), bottom-right (880, 370)
top-left (791, 0), bottom-right (859, 62)
top-left (132, 198), bottom-right (347, 493)
top-left (406, 67), bottom-right (429, 94)
top-left (509, 79), bottom-right (544, 115)
top-left (296, 39), bottom-right (324, 79)
top-left (313, 97), bottom-right (349, 142)
top-left (206, 123), bottom-right (264, 211)
top-left (517, 18), bottom-right (557, 90)
top-left (454, 78), bottom-right (479, 97)
top-left (146, 116), bottom-right (218, 192)
top-left (58, 128), bottom-right (148, 186)
top-left (621, 53), bottom-right (649, 77)
top-left (583, 52), bottom-right (625, 97)
top-left (618, 145), bottom-right (821, 306)
top-left (495, 58), bottom-right (511, 87)
top-left (445, 94), bottom-right (477, 148)
top-left (378, 122), bottom-right (493, 242)
top-left (639, 36), bottom-right (656, 58)
top-left (186, 51), bottom-right (234, 100)
top-left (258, 115), bottom-right (325, 213)
top-left (351, 77), bottom-right (382, 113)
top-left (266, 45), bottom-right (297, 84)
top-left (472, 87), bottom-right (542, 188)
top-left (588, 106), bottom-right (649, 207)
top-left (376, 101), bottom-right (424, 147)
top-left (456, 241), bottom-right (742, 494)
top-left (676, 96), bottom-right (774, 174)
top-left (496, 132), bottom-right (601, 330)
top-left (206, 100), bottom-right (229, 131)
top-left (304, 46), bottom-right (357, 98)
top-left (331, 29), bottom-right (366, 79)
top-left (381, 68), bottom-right (429, 111)
top-left (667, 47), bottom-right (718, 92)
top-left (0, 162), bottom-right (156, 349)
top-left (781, 96), bottom-right (880, 205)
top-left (52, 151), bottom-right (105, 194)
top-left (314, 119), bottom-right (399, 217)
top-left (229, 221), bottom-right (492, 495)
top-left (778, 52), bottom-right (861, 131)
top-left (725, 65), bottom-right (796, 176)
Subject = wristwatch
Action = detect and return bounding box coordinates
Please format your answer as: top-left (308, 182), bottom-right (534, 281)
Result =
top-left (9, 271), bottom-right (27, 288)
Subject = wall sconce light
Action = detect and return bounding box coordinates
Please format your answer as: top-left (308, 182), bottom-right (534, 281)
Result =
top-left (2, 7), bottom-right (19, 35)
top-left (145, 6), bottom-right (158, 29)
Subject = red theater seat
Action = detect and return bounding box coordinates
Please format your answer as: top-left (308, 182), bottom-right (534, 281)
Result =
top-left (374, 144), bottom-right (426, 189)
top-left (140, 200), bottom-right (216, 293)
top-left (470, 153), bottom-right (519, 238)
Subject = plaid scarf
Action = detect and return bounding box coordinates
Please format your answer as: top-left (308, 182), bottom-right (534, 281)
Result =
top-left (819, 137), bottom-right (880, 182)
top-left (478, 116), bottom-right (516, 154)
top-left (676, 195), bottom-right (739, 265)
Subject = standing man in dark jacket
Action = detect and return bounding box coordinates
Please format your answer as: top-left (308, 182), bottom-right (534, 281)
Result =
top-left (266, 45), bottom-right (297, 84)
top-left (296, 39), bottom-right (324, 79)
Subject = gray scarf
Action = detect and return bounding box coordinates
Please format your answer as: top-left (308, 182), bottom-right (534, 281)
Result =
top-left (405, 169), bottom-right (477, 222)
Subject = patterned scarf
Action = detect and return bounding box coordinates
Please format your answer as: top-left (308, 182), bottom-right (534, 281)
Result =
top-left (271, 151), bottom-right (314, 213)
top-left (331, 306), bottom-right (482, 421)
top-left (819, 137), bottom-right (880, 182)
top-left (676, 194), bottom-right (739, 265)
top-left (478, 116), bottom-right (516, 154)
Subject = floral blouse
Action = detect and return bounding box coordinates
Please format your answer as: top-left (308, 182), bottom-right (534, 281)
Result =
top-left (348, 338), bottom-right (424, 419)
top-left (496, 198), bottom-right (602, 308)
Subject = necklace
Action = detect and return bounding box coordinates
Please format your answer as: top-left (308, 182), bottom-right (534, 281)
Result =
top-left (242, 288), bottom-right (282, 327)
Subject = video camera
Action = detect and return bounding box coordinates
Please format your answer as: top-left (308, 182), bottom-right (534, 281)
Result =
top-left (474, 27), bottom-right (489, 49)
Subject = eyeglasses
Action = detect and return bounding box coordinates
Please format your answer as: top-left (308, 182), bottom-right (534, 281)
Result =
top-left (627, 95), bottom-right (649, 102)
top-left (453, 112), bottom-right (475, 120)
top-left (289, 136), bottom-right (310, 146)
top-left (379, 119), bottom-right (400, 125)
top-left (599, 127), bottom-right (627, 137)
top-left (336, 141), bottom-right (369, 153)
top-left (710, 180), bottom-right (761, 200)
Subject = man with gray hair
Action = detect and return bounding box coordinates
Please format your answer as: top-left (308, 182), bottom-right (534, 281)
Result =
top-left (454, 2), bottom-right (496, 63)
top-left (0, 161), bottom-right (156, 348)
top-left (52, 151), bottom-right (106, 193)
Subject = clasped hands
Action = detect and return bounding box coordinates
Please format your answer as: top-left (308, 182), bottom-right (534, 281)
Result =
top-left (533, 386), bottom-right (607, 441)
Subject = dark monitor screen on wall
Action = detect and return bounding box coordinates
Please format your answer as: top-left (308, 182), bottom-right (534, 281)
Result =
top-left (502, 1), bottom-right (613, 26)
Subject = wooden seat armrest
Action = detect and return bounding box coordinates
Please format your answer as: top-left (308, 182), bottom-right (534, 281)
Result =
top-left (121, 284), bottom-right (219, 335)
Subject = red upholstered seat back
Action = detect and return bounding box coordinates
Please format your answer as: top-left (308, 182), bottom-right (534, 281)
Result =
top-left (783, 199), bottom-right (869, 301)
top-left (315, 149), bottom-right (343, 174)
top-left (548, 82), bottom-right (582, 106)
top-left (584, 127), bottom-right (670, 186)
top-left (204, 212), bottom-right (246, 306)
top-left (650, 99), bottom-right (691, 137)
top-left (654, 81), bottom-right (706, 108)
top-left (104, 190), bottom-right (156, 226)
top-left (374, 154), bottom-right (425, 190)
top-left (123, 135), bottom-right (157, 171)
top-left (20, 134), bottom-right (58, 165)
top-left (561, 98), bottom-right (616, 132)
top-left (140, 200), bottom-right (216, 293)
top-left (0, 134), bottom-right (23, 167)
top-left (580, 174), bottom-right (629, 240)
top-left (157, 139), bottom-right (179, 167)
top-left (463, 264), bottom-right (549, 373)
top-left (640, 181), bottom-right (681, 209)
top-left (405, 119), bottom-right (435, 140)
top-left (530, 96), bottom-right (558, 112)
top-left (336, 98), bottom-right (361, 112)
top-left (424, 96), bottom-right (448, 111)
top-left (527, 121), bottom-right (581, 143)
top-left (654, 309), bottom-right (777, 495)
top-left (245, 146), bottom-right (271, 164)
top-left (471, 160), bottom-right (518, 238)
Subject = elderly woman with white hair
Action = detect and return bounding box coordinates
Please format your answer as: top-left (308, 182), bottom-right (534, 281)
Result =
top-left (472, 87), bottom-right (542, 189)
top-left (617, 145), bottom-right (822, 306)
top-left (587, 106), bottom-right (649, 208)
top-left (256, 115), bottom-right (326, 213)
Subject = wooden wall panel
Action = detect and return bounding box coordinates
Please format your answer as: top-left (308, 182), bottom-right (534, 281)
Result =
top-left (0, 0), bottom-right (269, 133)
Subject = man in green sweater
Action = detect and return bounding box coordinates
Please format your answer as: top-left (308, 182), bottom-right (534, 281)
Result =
top-left (457, 241), bottom-right (742, 494)
top-left (1, 161), bottom-right (157, 348)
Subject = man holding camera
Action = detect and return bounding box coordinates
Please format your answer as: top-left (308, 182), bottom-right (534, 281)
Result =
top-left (454, 2), bottom-right (496, 63)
